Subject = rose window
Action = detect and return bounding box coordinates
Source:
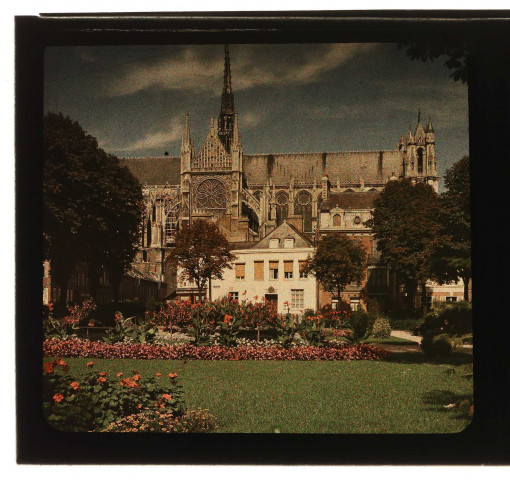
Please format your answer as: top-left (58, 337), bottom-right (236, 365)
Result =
top-left (195, 178), bottom-right (227, 210)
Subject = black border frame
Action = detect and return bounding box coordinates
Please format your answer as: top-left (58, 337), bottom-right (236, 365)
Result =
top-left (15, 11), bottom-right (510, 465)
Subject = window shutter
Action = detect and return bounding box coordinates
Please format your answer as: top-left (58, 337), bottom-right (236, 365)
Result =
top-left (298, 261), bottom-right (306, 272)
top-left (284, 261), bottom-right (293, 273)
top-left (235, 263), bottom-right (245, 278)
top-left (254, 261), bottom-right (264, 280)
top-left (269, 261), bottom-right (279, 269)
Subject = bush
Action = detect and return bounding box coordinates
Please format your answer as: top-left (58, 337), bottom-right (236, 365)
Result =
top-left (102, 312), bottom-right (157, 345)
top-left (301, 315), bottom-right (326, 347)
top-left (43, 338), bottom-right (391, 361)
top-left (370, 317), bottom-right (392, 339)
top-left (344, 310), bottom-right (376, 343)
top-left (43, 359), bottom-right (185, 431)
top-left (103, 408), bottom-right (218, 433)
top-left (44, 300), bottom-right (96, 340)
top-left (93, 301), bottom-right (146, 327)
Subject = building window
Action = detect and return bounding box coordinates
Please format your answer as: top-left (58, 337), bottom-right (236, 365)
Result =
top-left (333, 214), bottom-right (341, 227)
top-left (294, 191), bottom-right (313, 233)
top-left (269, 261), bottom-right (279, 280)
top-left (350, 300), bottom-right (360, 311)
top-left (269, 238), bottom-right (279, 249)
top-left (283, 238), bottom-right (295, 249)
top-left (299, 260), bottom-right (308, 278)
top-left (446, 296), bottom-right (457, 302)
top-left (417, 148), bottom-right (424, 174)
top-left (275, 191), bottom-right (289, 226)
top-left (284, 261), bottom-right (294, 279)
top-left (291, 289), bottom-right (304, 309)
top-left (254, 261), bottom-right (264, 281)
top-left (368, 268), bottom-right (387, 287)
top-left (235, 263), bottom-right (245, 280)
top-left (229, 292), bottom-right (239, 301)
top-left (165, 214), bottom-right (177, 246)
top-left (142, 250), bottom-right (148, 262)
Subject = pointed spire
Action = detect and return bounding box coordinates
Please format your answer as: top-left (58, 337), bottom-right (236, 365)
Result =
top-left (417, 109), bottom-right (421, 126)
top-left (223, 44), bottom-right (232, 96)
top-left (218, 44), bottom-right (236, 153)
top-left (427, 115), bottom-right (434, 133)
top-left (209, 115), bottom-right (215, 135)
top-left (181, 111), bottom-right (192, 154)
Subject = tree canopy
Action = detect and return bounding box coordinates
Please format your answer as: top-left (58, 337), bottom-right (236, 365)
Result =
top-left (43, 112), bottom-right (143, 304)
top-left (167, 219), bottom-right (234, 300)
top-left (432, 156), bottom-right (471, 300)
top-left (367, 178), bottom-right (442, 311)
top-left (304, 233), bottom-right (367, 309)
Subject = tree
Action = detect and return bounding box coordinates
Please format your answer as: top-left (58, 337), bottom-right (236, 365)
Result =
top-left (431, 156), bottom-right (471, 301)
top-left (43, 112), bottom-right (143, 305)
top-left (367, 179), bottom-right (442, 313)
top-left (167, 219), bottom-right (235, 301)
top-left (304, 233), bottom-right (367, 310)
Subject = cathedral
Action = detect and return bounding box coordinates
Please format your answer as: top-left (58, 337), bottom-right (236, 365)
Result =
top-left (119, 45), bottom-right (442, 308)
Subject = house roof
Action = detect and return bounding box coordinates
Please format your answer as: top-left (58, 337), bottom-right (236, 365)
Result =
top-left (119, 157), bottom-right (181, 185)
top-left (252, 221), bottom-right (314, 250)
top-left (124, 267), bottom-right (160, 283)
top-left (321, 191), bottom-right (380, 211)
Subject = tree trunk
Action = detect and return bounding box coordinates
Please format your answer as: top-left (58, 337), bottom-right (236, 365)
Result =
top-left (208, 275), bottom-right (212, 302)
top-left (404, 279), bottom-right (418, 313)
top-left (58, 278), bottom-right (68, 306)
top-left (463, 276), bottom-right (471, 302)
top-left (421, 282), bottom-right (428, 317)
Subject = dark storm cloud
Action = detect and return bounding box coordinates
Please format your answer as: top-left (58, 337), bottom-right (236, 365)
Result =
top-left (44, 43), bottom-right (468, 189)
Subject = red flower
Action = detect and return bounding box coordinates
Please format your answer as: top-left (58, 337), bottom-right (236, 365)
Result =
top-left (97, 376), bottom-right (106, 384)
top-left (168, 373), bottom-right (178, 380)
top-left (156, 372), bottom-right (162, 377)
top-left (99, 372), bottom-right (107, 376)
top-left (69, 381), bottom-right (80, 390)
top-left (161, 393), bottom-right (172, 401)
top-left (86, 362), bottom-right (95, 368)
top-left (117, 372), bottom-right (123, 377)
top-left (56, 358), bottom-right (67, 367)
top-left (44, 361), bottom-right (54, 374)
top-left (53, 393), bottom-right (64, 403)
top-left (132, 374), bottom-right (141, 381)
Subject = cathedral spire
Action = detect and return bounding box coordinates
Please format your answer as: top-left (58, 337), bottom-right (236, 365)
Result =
top-left (427, 115), bottom-right (434, 133)
top-left (181, 111), bottom-right (192, 154)
top-left (232, 111), bottom-right (241, 149)
top-left (218, 44), bottom-right (236, 153)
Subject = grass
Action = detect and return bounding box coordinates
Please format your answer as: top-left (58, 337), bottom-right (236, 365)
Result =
top-left (49, 353), bottom-right (473, 434)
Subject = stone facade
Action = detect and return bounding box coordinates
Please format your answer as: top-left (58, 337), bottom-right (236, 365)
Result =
top-left (119, 45), bottom-right (441, 305)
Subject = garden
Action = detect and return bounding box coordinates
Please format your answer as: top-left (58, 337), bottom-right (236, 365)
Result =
top-left (42, 298), bottom-right (473, 434)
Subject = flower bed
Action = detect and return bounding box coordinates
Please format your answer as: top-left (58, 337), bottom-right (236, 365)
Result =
top-left (43, 338), bottom-right (391, 361)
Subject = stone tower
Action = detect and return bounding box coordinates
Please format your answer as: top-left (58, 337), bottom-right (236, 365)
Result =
top-left (399, 111), bottom-right (439, 192)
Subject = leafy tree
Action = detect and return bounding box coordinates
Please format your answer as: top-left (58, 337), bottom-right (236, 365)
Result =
top-left (167, 219), bottom-right (235, 301)
top-left (304, 233), bottom-right (367, 310)
top-left (367, 179), bottom-right (442, 313)
top-left (43, 112), bottom-right (143, 305)
top-left (431, 156), bottom-right (471, 301)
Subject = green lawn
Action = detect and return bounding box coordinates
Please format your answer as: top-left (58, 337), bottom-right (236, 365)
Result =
top-left (49, 354), bottom-right (473, 434)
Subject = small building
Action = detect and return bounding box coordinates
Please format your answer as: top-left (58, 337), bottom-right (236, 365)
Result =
top-left (211, 221), bottom-right (317, 314)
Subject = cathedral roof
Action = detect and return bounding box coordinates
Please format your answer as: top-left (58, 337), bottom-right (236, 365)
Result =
top-left (243, 150), bottom-right (402, 185)
top-left (321, 191), bottom-right (380, 211)
top-left (119, 157), bottom-right (181, 185)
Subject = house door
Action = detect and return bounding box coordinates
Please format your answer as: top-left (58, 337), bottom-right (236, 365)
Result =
top-left (265, 294), bottom-right (278, 307)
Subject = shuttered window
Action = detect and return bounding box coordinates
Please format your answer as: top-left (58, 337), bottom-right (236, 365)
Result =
top-left (254, 261), bottom-right (264, 281)
top-left (299, 261), bottom-right (308, 278)
top-left (235, 263), bottom-right (245, 280)
top-left (269, 261), bottom-right (279, 279)
top-left (284, 261), bottom-right (293, 279)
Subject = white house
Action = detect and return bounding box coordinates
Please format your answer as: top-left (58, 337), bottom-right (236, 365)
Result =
top-left (211, 221), bottom-right (317, 314)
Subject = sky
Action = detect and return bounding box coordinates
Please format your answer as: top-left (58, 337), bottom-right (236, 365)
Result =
top-left (44, 43), bottom-right (469, 191)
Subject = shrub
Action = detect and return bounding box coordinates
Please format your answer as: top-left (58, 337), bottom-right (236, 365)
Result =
top-left (102, 312), bottom-right (157, 345)
top-left (344, 310), bottom-right (376, 343)
top-left (43, 359), bottom-right (185, 431)
top-left (268, 313), bottom-right (301, 348)
top-left (387, 317), bottom-right (422, 332)
top-left (43, 338), bottom-right (391, 361)
top-left (370, 317), bottom-right (392, 339)
top-left (301, 315), bottom-right (326, 347)
top-left (103, 408), bottom-right (218, 433)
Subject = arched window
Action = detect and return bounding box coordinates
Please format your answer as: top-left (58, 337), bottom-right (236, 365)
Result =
top-left (275, 191), bottom-right (289, 226)
top-left (417, 149), bottom-right (424, 174)
top-left (152, 204), bottom-right (156, 221)
top-left (294, 191), bottom-right (313, 233)
top-left (333, 214), bottom-right (342, 227)
top-left (146, 218), bottom-right (152, 247)
top-left (195, 178), bottom-right (227, 210)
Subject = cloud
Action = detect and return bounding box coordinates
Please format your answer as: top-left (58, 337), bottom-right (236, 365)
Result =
top-left (113, 118), bottom-right (183, 152)
top-left (241, 110), bottom-right (266, 129)
top-left (104, 44), bottom-right (377, 97)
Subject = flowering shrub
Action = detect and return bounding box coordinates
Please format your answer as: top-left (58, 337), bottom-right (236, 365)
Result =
top-left (301, 315), bottom-right (326, 347)
top-left (43, 338), bottom-right (391, 361)
top-left (43, 358), bottom-right (185, 431)
top-left (370, 317), bottom-right (392, 339)
top-left (43, 300), bottom-right (96, 340)
top-left (102, 408), bottom-right (218, 433)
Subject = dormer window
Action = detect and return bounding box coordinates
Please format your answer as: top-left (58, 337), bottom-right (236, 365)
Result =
top-left (283, 238), bottom-right (295, 249)
top-left (269, 238), bottom-right (280, 249)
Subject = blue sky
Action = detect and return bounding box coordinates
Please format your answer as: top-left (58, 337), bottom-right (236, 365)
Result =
top-left (44, 43), bottom-right (468, 191)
